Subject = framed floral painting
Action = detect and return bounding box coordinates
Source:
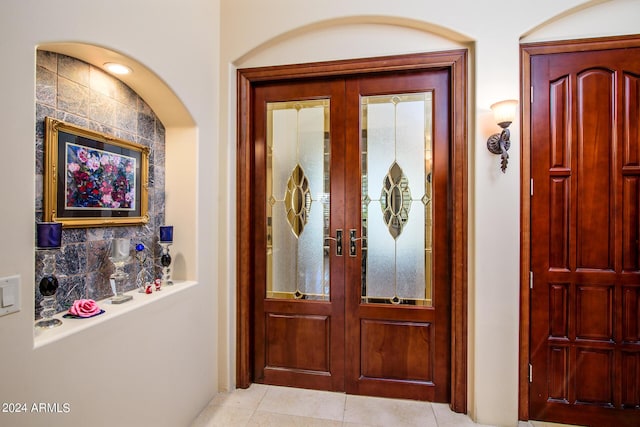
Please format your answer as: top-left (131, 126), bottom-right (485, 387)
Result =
top-left (43, 117), bottom-right (149, 228)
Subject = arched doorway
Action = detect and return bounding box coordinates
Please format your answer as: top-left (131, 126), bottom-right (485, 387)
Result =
top-left (237, 50), bottom-right (468, 412)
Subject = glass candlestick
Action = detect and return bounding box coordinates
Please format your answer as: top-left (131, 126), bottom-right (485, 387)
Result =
top-left (109, 256), bottom-right (132, 304)
top-left (159, 242), bottom-right (173, 286)
top-left (135, 243), bottom-right (150, 293)
top-left (35, 249), bottom-right (62, 329)
top-left (109, 238), bottom-right (133, 304)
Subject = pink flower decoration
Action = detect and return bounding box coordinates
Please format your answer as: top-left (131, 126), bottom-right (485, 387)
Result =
top-left (69, 299), bottom-right (101, 317)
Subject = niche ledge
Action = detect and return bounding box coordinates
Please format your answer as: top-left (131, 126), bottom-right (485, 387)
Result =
top-left (33, 280), bottom-right (197, 349)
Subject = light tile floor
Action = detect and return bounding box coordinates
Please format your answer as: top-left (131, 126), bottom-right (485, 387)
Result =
top-left (190, 383), bottom-right (523, 427)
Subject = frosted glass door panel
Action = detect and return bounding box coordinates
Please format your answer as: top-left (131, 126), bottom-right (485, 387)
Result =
top-left (361, 93), bottom-right (433, 306)
top-left (266, 100), bottom-right (330, 300)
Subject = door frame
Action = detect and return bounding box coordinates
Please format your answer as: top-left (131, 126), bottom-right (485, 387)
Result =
top-left (519, 34), bottom-right (640, 421)
top-left (237, 49), bottom-right (468, 412)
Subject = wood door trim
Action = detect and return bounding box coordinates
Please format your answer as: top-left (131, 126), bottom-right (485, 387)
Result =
top-left (237, 49), bottom-right (468, 412)
top-left (519, 34), bottom-right (640, 422)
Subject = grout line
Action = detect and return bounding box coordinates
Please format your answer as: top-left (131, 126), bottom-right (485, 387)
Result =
top-left (342, 392), bottom-right (347, 423)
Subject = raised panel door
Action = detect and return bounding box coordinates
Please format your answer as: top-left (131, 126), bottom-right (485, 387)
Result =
top-left (530, 48), bottom-right (640, 426)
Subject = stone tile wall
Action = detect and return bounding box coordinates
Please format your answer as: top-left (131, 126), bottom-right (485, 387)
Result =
top-left (35, 51), bottom-right (166, 317)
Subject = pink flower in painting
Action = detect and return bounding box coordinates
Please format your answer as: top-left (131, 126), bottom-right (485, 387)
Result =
top-left (66, 144), bottom-right (135, 210)
top-left (86, 155), bottom-right (101, 171)
top-left (101, 181), bottom-right (113, 194)
top-left (77, 148), bottom-right (88, 163)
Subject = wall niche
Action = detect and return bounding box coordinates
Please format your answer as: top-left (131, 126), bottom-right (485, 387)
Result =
top-left (35, 50), bottom-right (166, 317)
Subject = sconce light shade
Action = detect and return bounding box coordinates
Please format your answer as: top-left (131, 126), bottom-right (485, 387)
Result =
top-left (490, 99), bottom-right (518, 127)
top-left (487, 99), bottom-right (518, 173)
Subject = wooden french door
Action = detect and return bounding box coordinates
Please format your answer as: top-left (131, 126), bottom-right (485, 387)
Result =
top-left (529, 44), bottom-right (640, 426)
top-left (248, 68), bottom-right (451, 401)
top-left (344, 71), bottom-right (451, 402)
top-left (251, 79), bottom-right (347, 391)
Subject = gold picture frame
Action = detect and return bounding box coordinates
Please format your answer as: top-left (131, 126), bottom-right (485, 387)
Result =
top-left (44, 117), bottom-right (149, 228)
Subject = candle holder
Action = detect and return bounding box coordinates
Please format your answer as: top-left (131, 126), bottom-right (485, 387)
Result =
top-left (35, 222), bottom-right (63, 329)
top-left (35, 249), bottom-right (62, 328)
top-left (135, 243), bottom-right (151, 293)
top-left (159, 226), bottom-right (174, 286)
top-left (109, 238), bottom-right (133, 304)
top-left (159, 242), bottom-right (173, 286)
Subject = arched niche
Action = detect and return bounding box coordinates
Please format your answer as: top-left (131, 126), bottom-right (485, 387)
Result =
top-left (37, 42), bottom-right (197, 281)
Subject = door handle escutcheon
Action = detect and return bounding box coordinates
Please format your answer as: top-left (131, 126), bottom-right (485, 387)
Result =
top-left (349, 229), bottom-right (367, 257)
top-left (325, 229), bottom-right (343, 256)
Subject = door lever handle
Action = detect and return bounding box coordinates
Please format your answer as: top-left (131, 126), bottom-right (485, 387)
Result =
top-left (349, 229), bottom-right (367, 257)
top-left (324, 229), bottom-right (343, 256)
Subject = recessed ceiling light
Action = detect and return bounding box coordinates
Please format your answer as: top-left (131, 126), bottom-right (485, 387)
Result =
top-left (104, 62), bottom-right (132, 75)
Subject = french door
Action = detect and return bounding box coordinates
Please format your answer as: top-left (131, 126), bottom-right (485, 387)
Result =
top-left (248, 69), bottom-right (451, 401)
top-left (237, 52), bottom-right (468, 409)
top-left (252, 79), bottom-right (347, 391)
top-left (528, 43), bottom-right (640, 426)
top-left (344, 71), bottom-right (451, 401)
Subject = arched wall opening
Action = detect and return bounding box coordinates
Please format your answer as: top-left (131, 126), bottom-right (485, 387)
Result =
top-left (221, 14), bottom-right (477, 410)
top-left (235, 17), bottom-right (474, 68)
top-left (38, 42), bottom-right (198, 283)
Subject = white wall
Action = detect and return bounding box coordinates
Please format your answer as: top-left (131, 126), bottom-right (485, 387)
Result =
top-left (217, 1), bottom-right (640, 426)
top-left (0, 1), bottom-right (219, 426)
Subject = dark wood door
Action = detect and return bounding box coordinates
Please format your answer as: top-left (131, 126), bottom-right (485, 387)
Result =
top-left (252, 79), bottom-right (347, 391)
top-left (344, 71), bottom-right (451, 402)
top-left (251, 70), bottom-right (451, 401)
top-left (530, 47), bottom-right (640, 426)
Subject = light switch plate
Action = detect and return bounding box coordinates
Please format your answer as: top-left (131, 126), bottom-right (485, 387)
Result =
top-left (0, 275), bottom-right (20, 317)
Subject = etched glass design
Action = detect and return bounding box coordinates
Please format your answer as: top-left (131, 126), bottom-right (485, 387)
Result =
top-left (284, 164), bottom-right (311, 237)
top-left (360, 93), bottom-right (433, 306)
top-left (380, 161), bottom-right (411, 239)
top-left (266, 100), bottom-right (330, 300)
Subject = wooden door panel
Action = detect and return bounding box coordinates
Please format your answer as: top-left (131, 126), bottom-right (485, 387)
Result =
top-left (530, 47), bottom-right (640, 426)
top-left (622, 287), bottom-right (640, 341)
top-left (624, 73), bottom-right (640, 166)
top-left (549, 283), bottom-right (569, 338)
top-left (575, 284), bottom-right (613, 340)
top-left (265, 313), bottom-right (330, 372)
top-left (549, 178), bottom-right (570, 270)
top-left (360, 319), bottom-right (433, 382)
top-left (576, 69), bottom-right (615, 271)
top-left (548, 345), bottom-right (569, 402)
top-left (623, 177), bottom-right (640, 271)
top-left (549, 76), bottom-right (570, 169)
top-left (574, 347), bottom-right (614, 406)
top-left (621, 352), bottom-right (640, 407)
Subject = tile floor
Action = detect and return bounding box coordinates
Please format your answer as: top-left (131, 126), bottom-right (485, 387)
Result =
top-left (191, 383), bottom-right (558, 427)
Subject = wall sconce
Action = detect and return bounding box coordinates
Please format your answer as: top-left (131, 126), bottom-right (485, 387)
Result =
top-left (487, 100), bottom-right (518, 173)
